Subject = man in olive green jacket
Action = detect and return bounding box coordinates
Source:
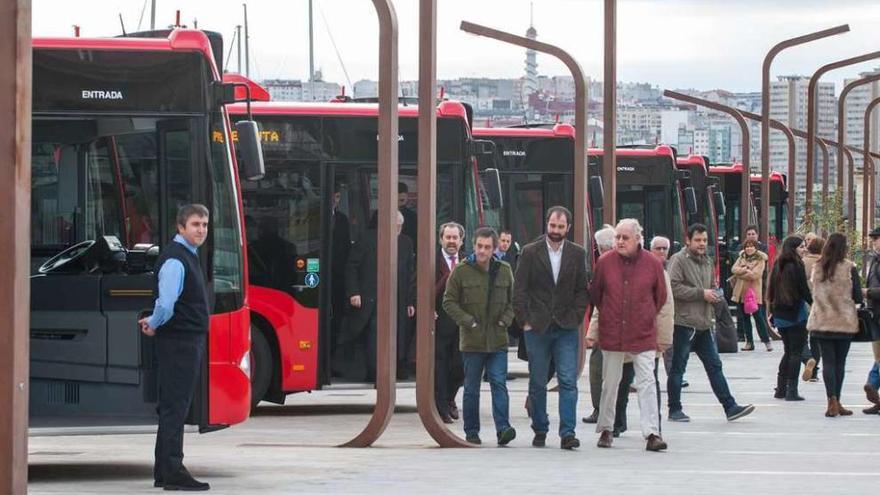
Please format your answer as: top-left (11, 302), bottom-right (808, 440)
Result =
top-left (443, 227), bottom-right (517, 445)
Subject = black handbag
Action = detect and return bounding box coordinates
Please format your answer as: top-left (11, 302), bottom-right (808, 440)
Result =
top-left (855, 306), bottom-right (880, 343)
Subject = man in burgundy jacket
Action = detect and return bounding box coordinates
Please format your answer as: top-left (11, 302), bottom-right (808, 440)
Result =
top-left (590, 219), bottom-right (668, 452)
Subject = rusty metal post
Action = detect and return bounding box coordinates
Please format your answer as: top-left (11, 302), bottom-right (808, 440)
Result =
top-left (806, 51), bottom-right (880, 218)
top-left (342, 0), bottom-right (398, 448)
top-left (603, 0), bottom-right (617, 225)
top-left (415, 0), bottom-right (469, 448)
top-left (460, 21), bottom-right (591, 374)
top-left (665, 90), bottom-right (751, 240)
top-left (761, 25), bottom-right (848, 246)
top-left (818, 138), bottom-right (830, 224)
top-left (838, 74), bottom-right (880, 229)
top-left (841, 147), bottom-right (856, 228)
top-left (0, 0), bottom-right (30, 490)
top-left (865, 97), bottom-right (880, 239)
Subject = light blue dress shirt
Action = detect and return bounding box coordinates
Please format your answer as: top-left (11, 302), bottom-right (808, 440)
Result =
top-left (147, 234), bottom-right (199, 329)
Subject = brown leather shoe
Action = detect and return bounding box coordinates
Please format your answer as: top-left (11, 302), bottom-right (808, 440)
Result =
top-left (862, 404), bottom-right (880, 415)
top-left (825, 397), bottom-right (839, 417)
top-left (837, 398), bottom-right (853, 416)
top-left (865, 384), bottom-right (880, 405)
top-left (440, 414), bottom-right (454, 424)
top-left (597, 430), bottom-right (613, 448)
top-left (646, 434), bottom-right (667, 452)
top-left (448, 402), bottom-right (460, 420)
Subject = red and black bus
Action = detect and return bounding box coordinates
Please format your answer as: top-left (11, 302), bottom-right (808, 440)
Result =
top-left (676, 155), bottom-right (724, 283)
top-left (30, 30), bottom-right (261, 433)
top-left (472, 124), bottom-right (597, 252)
top-left (589, 145), bottom-right (692, 249)
top-left (226, 79), bottom-right (496, 404)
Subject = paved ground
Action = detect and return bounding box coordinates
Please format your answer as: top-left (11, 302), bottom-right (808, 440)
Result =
top-left (29, 341), bottom-right (880, 494)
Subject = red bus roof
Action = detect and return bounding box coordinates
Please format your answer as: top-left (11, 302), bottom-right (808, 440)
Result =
top-left (473, 124), bottom-right (575, 139)
top-left (223, 73), bottom-right (271, 102)
top-left (676, 155), bottom-right (709, 171)
top-left (226, 100), bottom-right (470, 120)
top-left (710, 163), bottom-right (785, 184)
top-left (33, 29), bottom-right (220, 78)
top-left (588, 145), bottom-right (675, 158)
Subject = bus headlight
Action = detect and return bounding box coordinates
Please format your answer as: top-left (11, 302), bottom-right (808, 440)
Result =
top-left (239, 350), bottom-right (251, 379)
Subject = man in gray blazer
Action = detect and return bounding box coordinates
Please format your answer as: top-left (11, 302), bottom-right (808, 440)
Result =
top-left (514, 206), bottom-right (590, 450)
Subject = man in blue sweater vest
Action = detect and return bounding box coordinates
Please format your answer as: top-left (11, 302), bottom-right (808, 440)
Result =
top-left (139, 204), bottom-right (211, 491)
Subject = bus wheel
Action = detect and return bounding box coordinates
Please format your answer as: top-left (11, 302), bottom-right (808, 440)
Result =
top-left (250, 327), bottom-right (273, 409)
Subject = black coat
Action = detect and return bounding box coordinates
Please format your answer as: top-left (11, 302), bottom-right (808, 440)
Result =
top-left (342, 230), bottom-right (415, 342)
top-left (867, 253), bottom-right (880, 310)
top-left (435, 248), bottom-right (464, 337)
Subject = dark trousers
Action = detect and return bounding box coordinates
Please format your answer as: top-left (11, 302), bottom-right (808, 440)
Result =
top-left (816, 338), bottom-right (852, 399)
top-left (739, 303), bottom-right (770, 344)
top-left (154, 332), bottom-right (206, 482)
top-left (435, 328), bottom-right (463, 415)
top-left (668, 325), bottom-right (736, 413)
top-left (778, 323), bottom-right (808, 381)
top-left (801, 334), bottom-right (821, 377)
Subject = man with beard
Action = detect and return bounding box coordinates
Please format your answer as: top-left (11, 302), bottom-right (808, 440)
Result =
top-left (435, 222), bottom-right (466, 423)
top-left (514, 206), bottom-right (590, 450)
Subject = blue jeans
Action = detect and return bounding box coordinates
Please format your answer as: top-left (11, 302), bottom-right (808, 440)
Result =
top-left (668, 325), bottom-right (737, 414)
top-left (524, 325), bottom-right (578, 438)
top-left (869, 362), bottom-right (880, 390)
top-left (462, 350), bottom-right (511, 436)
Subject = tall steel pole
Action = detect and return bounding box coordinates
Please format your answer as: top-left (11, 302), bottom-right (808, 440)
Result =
top-left (0, 0), bottom-right (30, 491)
top-left (761, 25), bottom-right (848, 246)
top-left (665, 90), bottom-right (751, 239)
top-left (806, 50), bottom-right (880, 219)
top-left (460, 20), bottom-right (591, 375)
top-left (603, 0), bottom-right (617, 225)
top-left (236, 25), bottom-right (242, 74)
top-left (243, 3), bottom-right (250, 78)
top-left (342, 0), bottom-right (398, 448)
top-left (150, 0), bottom-right (156, 30)
top-left (416, 0), bottom-right (468, 448)
top-left (308, 0), bottom-right (315, 81)
top-left (839, 75), bottom-right (880, 229)
top-left (865, 97), bottom-right (880, 239)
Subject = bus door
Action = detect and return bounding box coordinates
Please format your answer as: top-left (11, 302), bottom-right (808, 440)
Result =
top-left (618, 187), bottom-right (670, 244)
top-left (498, 173), bottom-right (573, 245)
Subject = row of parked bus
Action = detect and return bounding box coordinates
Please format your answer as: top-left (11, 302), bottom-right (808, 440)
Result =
top-left (29, 29), bottom-right (788, 436)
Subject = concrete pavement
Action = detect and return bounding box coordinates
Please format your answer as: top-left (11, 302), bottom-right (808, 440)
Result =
top-left (29, 342), bottom-right (880, 494)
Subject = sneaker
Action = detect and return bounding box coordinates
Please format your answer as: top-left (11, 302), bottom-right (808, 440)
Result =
top-left (802, 358), bottom-right (817, 382)
top-left (532, 433), bottom-right (547, 447)
top-left (741, 343), bottom-right (755, 351)
top-left (497, 427), bottom-right (516, 446)
top-left (560, 435), bottom-right (581, 450)
top-left (465, 434), bottom-right (481, 445)
top-left (726, 404), bottom-right (756, 421)
top-left (581, 410), bottom-right (599, 424)
top-left (668, 410), bottom-right (690, 422)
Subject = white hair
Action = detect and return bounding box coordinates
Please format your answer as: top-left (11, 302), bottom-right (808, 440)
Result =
top-left (594, 224), bottom-right (615, 253)
top-left (650, 236), bottom-right (670, 249)
top-left (615, 218), bottom-right (643, 240)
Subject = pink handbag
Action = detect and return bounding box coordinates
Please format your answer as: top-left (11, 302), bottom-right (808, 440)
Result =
top-left (743, 287), bottom-right (758, 315)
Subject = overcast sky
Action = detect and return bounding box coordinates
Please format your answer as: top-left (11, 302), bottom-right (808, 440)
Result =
top-left (33, 0), bottom-right (880, 93)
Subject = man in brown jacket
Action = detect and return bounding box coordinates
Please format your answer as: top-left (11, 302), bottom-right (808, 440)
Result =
top-left (590, 219), bottom-right (668, 451)
top-left (514, 206), bottom-right (590, 450)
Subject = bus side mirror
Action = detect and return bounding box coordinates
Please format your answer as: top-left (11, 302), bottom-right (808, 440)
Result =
top-left (684, 186), bottom-right (698, 216)
top-left (235, 120), bottom-right (265, 181)
top-left (471, 139), bottom-right (495, 156)
top-left (479, 168), bottom-right (503, 210)
top-left (713, 191), bottom-right (726, 217)
top-left (589, 176), bottom-right (605, 210)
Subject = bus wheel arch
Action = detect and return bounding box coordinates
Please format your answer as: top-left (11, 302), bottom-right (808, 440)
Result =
top-left (249, 314), bottom-right (283, 407)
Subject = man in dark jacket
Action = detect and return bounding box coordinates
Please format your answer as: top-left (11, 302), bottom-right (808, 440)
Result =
top-left (435, 222), bottom-right (466, 423)
top-left (667, 223), bottom-right (755, 423)
top-left (590, 219), bottom-right (668, 452)
top-left (443, 227), bottom-right (517, 445)
top-left (139, 204), bottom-right (212, 491)
top-left (863, 228), bottom-right (880, 414)
top-left (338, 212), bottom-right (415, 381)
top-left (514, 206), bottom-right (590, 450)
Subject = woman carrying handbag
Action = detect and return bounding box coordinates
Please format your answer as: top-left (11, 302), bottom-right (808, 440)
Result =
top-left (731, 239), bottom-right (772, 351)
